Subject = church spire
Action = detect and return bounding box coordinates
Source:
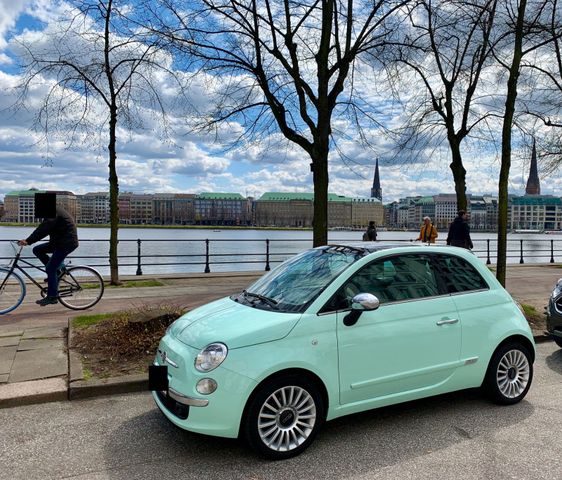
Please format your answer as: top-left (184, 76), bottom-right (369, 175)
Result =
top-left (371, 158), bottom-right (382, 201)
top-left (525, 139), bottom-right (540, 195)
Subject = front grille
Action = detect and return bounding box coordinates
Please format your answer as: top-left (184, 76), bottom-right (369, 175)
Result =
top-left (156, 390), bottom-right (190, 420)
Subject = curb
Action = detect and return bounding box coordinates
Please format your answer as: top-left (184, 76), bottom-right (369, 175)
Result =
top-left (0, 377), bottom-right (67, 408)
top-left (69, 374), bottom-right (148, 400)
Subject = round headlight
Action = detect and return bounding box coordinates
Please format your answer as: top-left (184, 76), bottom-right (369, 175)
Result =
top-left (195, 343), bottom-right (228, 372)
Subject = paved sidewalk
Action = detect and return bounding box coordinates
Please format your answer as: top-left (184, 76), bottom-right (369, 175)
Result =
top-left (0, 265), bottom-right (560, 407)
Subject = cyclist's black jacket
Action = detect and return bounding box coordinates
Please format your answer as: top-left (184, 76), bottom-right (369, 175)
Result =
top-left (26, 206), bottom-right (79, 250)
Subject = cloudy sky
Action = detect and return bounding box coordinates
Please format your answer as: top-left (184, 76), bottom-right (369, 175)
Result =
top-left (0, 0), bottom-right (559, 204)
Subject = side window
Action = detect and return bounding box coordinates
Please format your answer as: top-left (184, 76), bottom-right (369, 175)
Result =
top-left (434, 255), bottom-right (488, 293)
top-left (324, 254), bottom-right (440, 311)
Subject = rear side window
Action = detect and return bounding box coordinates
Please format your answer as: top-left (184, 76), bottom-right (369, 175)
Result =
top-left (433, 255), bottom-right (488, 294)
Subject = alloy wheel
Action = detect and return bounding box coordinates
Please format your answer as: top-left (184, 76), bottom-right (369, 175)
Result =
top-left (496, 349), bottom-right (530, 399)
top-left (257, 385), bottom-right (317, 452)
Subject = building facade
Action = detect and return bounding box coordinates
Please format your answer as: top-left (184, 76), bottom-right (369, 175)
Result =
top-left (77, 192), bottom-right (110, 224)
top-left (194, 193), bottom-right (249, 225)
top-left (254, 192), bottom-right (383, 228)
top-left (129, 194), bottom-right (154, 224)
top-left (4, 189), bottom-right (77, 223)
top-left (511, 196), bottom-right (562, 231)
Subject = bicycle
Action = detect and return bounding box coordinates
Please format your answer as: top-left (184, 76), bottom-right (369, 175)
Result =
top-left (0, 241), bottom-right (104, 314)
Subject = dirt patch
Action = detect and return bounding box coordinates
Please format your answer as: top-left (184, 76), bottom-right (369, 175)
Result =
top-left (71, 305), bottom-right (185, 379)
top-left (521, 304), bottom-right (547, 333)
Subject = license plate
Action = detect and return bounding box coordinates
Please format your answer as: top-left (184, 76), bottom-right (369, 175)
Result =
top-left (149, 365), bottom-right (168, 391)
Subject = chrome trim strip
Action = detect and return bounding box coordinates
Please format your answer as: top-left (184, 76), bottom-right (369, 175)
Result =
top-left (464, 357), bottom-right (478, 365)
top-left (166, 388), bottom-right (209, 407)
top-left (165, 357), bottom-right (178, 368)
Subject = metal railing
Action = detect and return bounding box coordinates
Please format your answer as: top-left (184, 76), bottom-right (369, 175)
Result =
top-left (1, 237), bottom-right (561, 275)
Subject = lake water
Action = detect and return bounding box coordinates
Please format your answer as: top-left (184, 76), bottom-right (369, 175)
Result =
top-left (1, 226), bottom-right (561, 277)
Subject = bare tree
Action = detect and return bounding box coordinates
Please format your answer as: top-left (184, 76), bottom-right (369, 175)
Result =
top-left (390, 0), bottom-right (498, 212)
top-left (14, 0), bottom-right (173, 284)
top-left (518, 0), bottom-right (562, 171)
top-left (493, 0), bottom-right (557, 285)
top-left (146, 0), bottom-right (410, 246)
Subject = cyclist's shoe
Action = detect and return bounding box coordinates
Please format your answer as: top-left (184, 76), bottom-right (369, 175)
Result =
top-left (36, 296), bottom-right (58, 306)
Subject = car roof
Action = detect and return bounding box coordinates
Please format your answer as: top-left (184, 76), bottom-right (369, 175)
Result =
top-left (325, 242), bottom-right (419, 254)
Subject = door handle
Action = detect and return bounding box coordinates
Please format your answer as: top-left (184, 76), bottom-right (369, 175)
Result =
top-left (436, 318), bottom-right (459, 325)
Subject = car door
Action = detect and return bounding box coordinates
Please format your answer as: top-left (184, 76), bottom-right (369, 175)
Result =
top-left (333, 253), bottom-right (462, 405)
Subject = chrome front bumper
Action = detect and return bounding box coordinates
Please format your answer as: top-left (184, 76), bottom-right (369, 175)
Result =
top-left (164, 387), bottom-right (209, 407)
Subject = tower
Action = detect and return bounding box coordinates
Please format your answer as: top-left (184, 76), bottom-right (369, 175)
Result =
top-left (525, 139), bottom-right (541, 195)
top-left (371, 158), bottom-right (382, 201)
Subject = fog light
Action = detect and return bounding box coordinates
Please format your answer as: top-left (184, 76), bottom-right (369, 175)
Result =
top-left (196, 378), bottom-right (217, 395)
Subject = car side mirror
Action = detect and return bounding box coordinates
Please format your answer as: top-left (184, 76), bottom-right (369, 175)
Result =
top-left (344, 293), bottom-right (380, 326)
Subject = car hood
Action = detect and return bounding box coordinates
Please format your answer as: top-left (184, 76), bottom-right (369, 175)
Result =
top-left (170, 297), bottom-right (302, 349)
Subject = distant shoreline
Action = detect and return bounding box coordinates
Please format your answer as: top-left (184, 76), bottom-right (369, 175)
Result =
top-left (0, 222), bottom-right (313, 231)
top-left (0, 223), bottom-right (505, 234)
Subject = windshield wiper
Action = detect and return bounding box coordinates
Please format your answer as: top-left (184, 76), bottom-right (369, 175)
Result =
top-left (242, 290), bottom-right (279, 309)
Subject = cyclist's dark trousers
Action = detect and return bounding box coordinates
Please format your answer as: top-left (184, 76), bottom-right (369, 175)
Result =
top-left (33, 243), bottom-right (76, 297)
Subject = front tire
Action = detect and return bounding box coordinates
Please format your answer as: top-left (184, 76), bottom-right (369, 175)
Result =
top-left (243, 375), bottom-right (325, 459)
top-left (483, 342), bottom-right (533, 405)
top-left (0, 267), bottom-right (26, 314)
top-left (553, 336), bottom-right (562, 349)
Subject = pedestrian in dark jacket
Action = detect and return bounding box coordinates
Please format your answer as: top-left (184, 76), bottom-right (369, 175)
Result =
top-left (18, 206), bottom-right (79, 306)
top-left (363, 221), bottom-right (377, 241)
top-left (446, 210), bottom-right (473, 249)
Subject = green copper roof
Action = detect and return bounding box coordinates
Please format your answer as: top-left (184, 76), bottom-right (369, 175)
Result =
top-left (197, 192), bottom-right (245, 200)
top-left (414, 196), bottom-right (435, 205)
top-left (512, 196), bottom-right (562, 205)
top-left (257, 192), bottom-right (367, 203)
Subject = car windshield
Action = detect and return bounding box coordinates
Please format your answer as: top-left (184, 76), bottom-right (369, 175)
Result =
top-left (239, 246), bottom-right (365, 313)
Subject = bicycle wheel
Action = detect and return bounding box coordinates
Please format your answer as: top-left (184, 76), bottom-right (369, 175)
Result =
top-left (57, 266), bottom-right (104, 310)
top-left (0, 267), bottom-right (26, 314)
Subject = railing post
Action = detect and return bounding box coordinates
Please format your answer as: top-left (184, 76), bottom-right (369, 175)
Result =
top-left (519, 239), bottom-right (524, 264)
top-left (136, 239), bottom-right (143, 276)
top-left (265, 239), bottom-right (271, 271)
top-left (204, 239), bottom-right (211, 273)
top-left (486, 239), bottom-right (491, 265)
top-left (551, 239), bottom-right (555, 264)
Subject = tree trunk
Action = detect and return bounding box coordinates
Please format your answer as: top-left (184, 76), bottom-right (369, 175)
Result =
top-left (497, 0), bottom-right (527, 287)
top-left (108, 105), bottom-right (120, 285)
top-left (311, 149), bottom-right (329, 247)
top-left (448, 137), bottom-right (468, 212)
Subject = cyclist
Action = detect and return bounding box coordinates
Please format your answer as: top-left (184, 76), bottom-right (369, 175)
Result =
top-left (18, 205), bottom-right (79, 306)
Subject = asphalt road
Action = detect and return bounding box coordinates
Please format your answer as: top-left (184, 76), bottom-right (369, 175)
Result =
top-left (1, 342), bottom-right (561, 480)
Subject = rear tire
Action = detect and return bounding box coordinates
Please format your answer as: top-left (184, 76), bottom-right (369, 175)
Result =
top-left (243, 375), bottom-right (325, 460)
top-left (0, 267), bottom-right (26, 314)
top-left (57, 266), bottom-right (104, 310)
top-left (553, 336), bottom-right (562, 349)
top-left (483, 342), bottom-right (533, 405)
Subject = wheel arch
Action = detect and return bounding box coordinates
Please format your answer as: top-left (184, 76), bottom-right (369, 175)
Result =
top-left (493, 334), bottom-right (536, 363)
top-left (239, 367), bottom-right (330, 436)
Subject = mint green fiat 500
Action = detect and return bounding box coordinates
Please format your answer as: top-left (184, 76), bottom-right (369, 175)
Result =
top-left (151, 244), bottom-right (534, 459)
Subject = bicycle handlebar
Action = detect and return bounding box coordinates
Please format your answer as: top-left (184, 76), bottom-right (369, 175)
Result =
top-left (10, 240), bottom-right (24, 255)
